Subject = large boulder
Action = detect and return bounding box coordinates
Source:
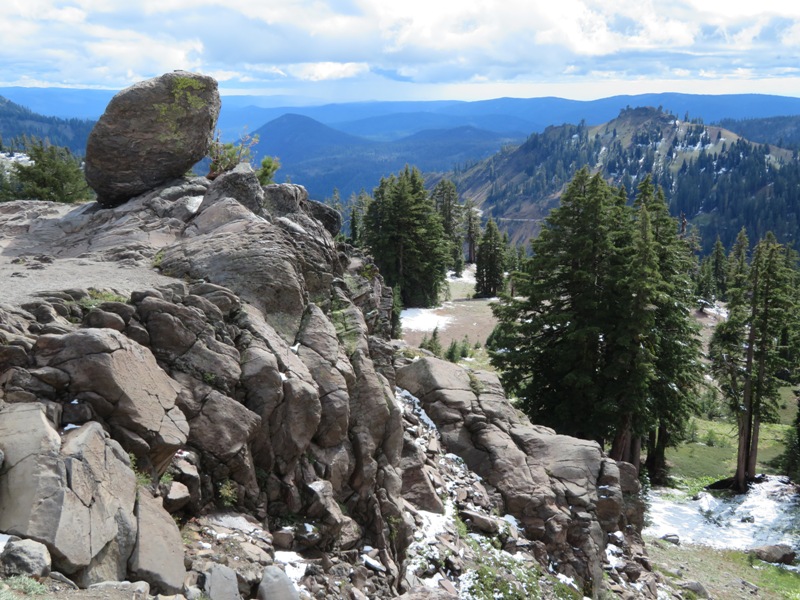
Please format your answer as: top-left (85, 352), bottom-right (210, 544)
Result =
top-left (128, 489), bottom-right (186, 594)
top-left (0, 405), bottom-right (138, 583)
top-left (32, 328), bottom-right (189, 474)
top-left (85, 71), bottom-right (220, 207)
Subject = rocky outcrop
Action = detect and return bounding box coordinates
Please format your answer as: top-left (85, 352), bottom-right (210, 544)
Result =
top-left (396, 357), bottom-right (648, 596)
top-left (0, 146), bottom-right (411, 596)
top-left (0, 72), bottom-right (655, 599)
top-left (85, 71), bottom-right (220, 207)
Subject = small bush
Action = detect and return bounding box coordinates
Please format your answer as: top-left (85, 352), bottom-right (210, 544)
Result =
top-left (218, 479), bottom-right (237, 507)
top-left (6, 575), bottom-right (47, 596)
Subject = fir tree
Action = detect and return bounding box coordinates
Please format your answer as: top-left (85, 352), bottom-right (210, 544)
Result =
top-left (431, 178), bottom-right (465, 276)
top-left (463, 198), bottom-right (480, 264)
top-left (363, 166), bottom-right (449, 307)
top-left (475, 218), bottom-right (505, 297)
top-left (13, 138), bottom-right (91, 203)
top-left (488, 170), bottom-right (702, 479)
top-left (711, 232), bottom-right (796, 491)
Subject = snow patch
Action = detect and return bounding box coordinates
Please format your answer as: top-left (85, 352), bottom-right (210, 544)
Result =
top-left (644, 476), bottom-right (800, 551)
top-left (274, 551), bottom-right (308, 585)
top-left (400, 307), bottom-right (453, 332)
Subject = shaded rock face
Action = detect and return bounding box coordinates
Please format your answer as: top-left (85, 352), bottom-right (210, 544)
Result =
top-left (85, 71), bottom-right (220, 207)
top-left (396, 357), bottom-right (645, 596)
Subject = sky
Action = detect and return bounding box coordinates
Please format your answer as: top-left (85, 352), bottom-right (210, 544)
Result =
top-left (4, 0), bottom-right (800, 102)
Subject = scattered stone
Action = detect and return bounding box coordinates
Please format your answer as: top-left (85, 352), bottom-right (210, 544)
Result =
top-left (257, 565), bottom-right (299, 600)
top-left (0, 538), bottom-right (51, 578)
top-left (679, 580), bottom-right (709, 598)
top-left (751, 543), bottom-right (796, 564)
top-left (661, 534), bottom-right (680, 545)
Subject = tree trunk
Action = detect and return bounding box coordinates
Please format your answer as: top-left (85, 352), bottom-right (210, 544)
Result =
top-left (609, 414), bottom-right (632, 462)
top-left (645, 423), bottom-right (668, 485)
top-left (747, 415), bottom-right (761, 477)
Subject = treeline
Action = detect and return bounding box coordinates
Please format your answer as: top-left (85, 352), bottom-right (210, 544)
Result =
top-left (717, 115), bottom-right (800, 153)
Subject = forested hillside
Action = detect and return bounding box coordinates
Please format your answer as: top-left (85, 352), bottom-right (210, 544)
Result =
top-left (0, 96), bottom-right (94, 155)
top-left (249, 114), bottom-right (521, 199)
top-left (717, 115), bottom-right (800, 152)
top-left (452, 106), bottom-right (800, 254)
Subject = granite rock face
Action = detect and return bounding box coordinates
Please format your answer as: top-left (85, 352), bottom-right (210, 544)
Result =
top-left (85, 71), bottom-right (220, 207)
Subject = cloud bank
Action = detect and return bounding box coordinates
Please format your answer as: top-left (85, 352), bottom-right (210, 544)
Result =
top-left (3, 0), bottom-right (800, 100)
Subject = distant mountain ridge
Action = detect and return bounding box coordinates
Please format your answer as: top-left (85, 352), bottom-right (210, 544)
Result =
top-left (250, 114), bottom-right (521, 199)
top-left (0, 95), bottom-right (94, 155)
top-left (451, 106), bottom-right (800, 254)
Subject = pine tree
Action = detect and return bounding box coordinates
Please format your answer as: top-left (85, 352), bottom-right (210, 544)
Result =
top-left (363, 166), bottom-right (449, 308)
top-left (489, 169), bottom-right (617, 439)
top-left (711, 232), bottom-right (795, 491)
top-left (13, 138), bottom-right (91, 203)
top-left (636, 181), bottom-right (703, 482)
top-left (431, 178), bottom-right (465, 276)
top-left (463, 198), bottom-right (480, 264)
top-left (489, 170), bottom-right (701, 478)
top-left (710, 236), bottom-right (728, 299)
top-left (475, 218), bottom-right (505, 297)
top-left (347, 189), bottom-right (371, 247)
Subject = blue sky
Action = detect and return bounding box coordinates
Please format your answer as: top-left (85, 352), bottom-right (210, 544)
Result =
top-left (4, 0), bottom-right (800, 101)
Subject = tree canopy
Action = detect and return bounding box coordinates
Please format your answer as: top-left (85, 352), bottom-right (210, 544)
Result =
top-left (488, 169), bottom-right (702, 480)
top-left (363, 166), bottom-right (449, 308)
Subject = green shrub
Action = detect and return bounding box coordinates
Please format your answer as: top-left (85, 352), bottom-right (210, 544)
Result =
top-left (218, 479), bottom-right (237, 507)
top-left (6, 575), bottom-right (47, 596)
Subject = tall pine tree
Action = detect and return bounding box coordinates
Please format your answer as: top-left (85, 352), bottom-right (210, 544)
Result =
top-left (489, 170), bottom-right (702, 480)
top-left (475, 218), bottom-right (505, 297)
top-left (710, 232), bottom-right (795, 491)
top-left (363, 166), bottom-right (449, 308)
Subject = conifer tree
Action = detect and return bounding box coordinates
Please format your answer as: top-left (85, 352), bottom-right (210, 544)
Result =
top-left (13, 138), bottom-right (91, 203)
top-left (475, 218), bottom-right (505, 297)
top-left (347, 189), bottom-right (371, 247)
top-left (363, 166), bottom-right (448, 307)
top-left (463, 198), bottom-right (480, 264)
top-left (431, 178), bottom-right (465, 276)
top-left (711, 236), bottom-right (728, 299)
top-left (711, 232), bottom-right (796, 491)
top-left (489, 170), bottom-right (701, 479)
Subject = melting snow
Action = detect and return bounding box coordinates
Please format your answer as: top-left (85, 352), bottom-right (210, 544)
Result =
top-left (644, 476), bottom-right (800, 551)
top-left (400, 307), bottom-right (453, 332)
top-left (448, 264), bottom-right (477, 285)
top-left (274, 551), bottom-right (308, 585)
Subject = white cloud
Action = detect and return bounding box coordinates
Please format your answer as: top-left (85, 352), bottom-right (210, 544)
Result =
top-left (1, 0), bottom-right (800, 98)
top-left (288, 62), bottom-right (369, 81)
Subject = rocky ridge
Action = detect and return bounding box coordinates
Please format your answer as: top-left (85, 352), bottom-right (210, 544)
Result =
top-left (1, 72), bottom-right (661, 599)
